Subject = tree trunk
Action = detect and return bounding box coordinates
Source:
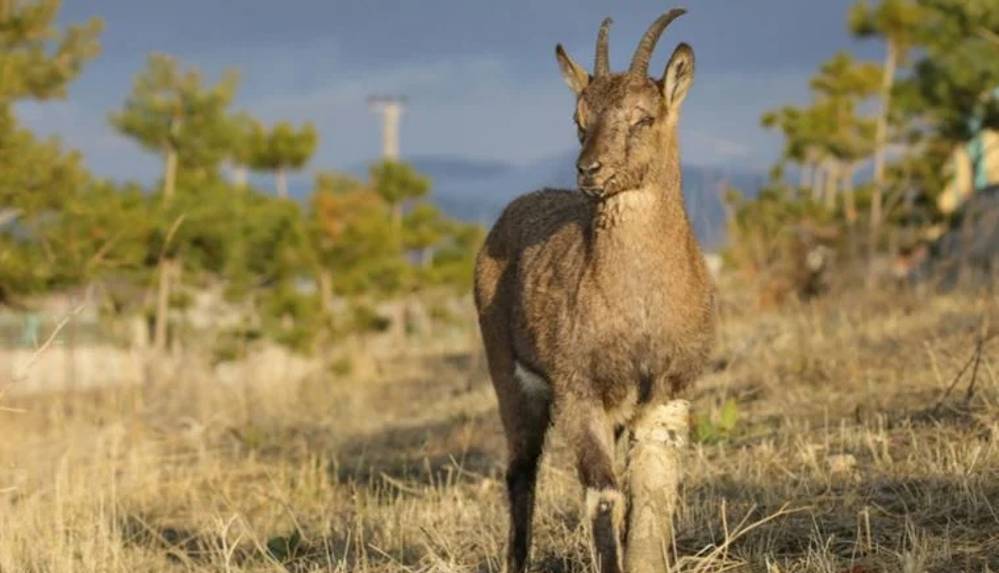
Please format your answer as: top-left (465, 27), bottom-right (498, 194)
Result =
top-left (843, 163), bottom-right (858, 224)
top-left (389, 300), bottom-right (407, 342)
top-left (152, 258), bottom-right (176, 354)
top-left (163, 146), bottom-right (178, 203)
top-left (170, 259), bottom-right (184, 358)
top-left (824, 160), bottom-right (839, 210)
top-left (318, 267), bottom-right (335, 317)
top-left (798, 164), bottom-right (810, 190)
top-left (392, 202), bottom-right (403, 230)
top-left (276, 167), bottom-right (288, 199)
top-left (810, 161), bottom-right (824, 202)
top-left (65, 295), bottom-right (78, 390)
top-left (868, 40), bottom-right (897, 254)
top-left (232, 165), bottom-right (248, 190)
top-left (153, 145), bottom-right (180, 358)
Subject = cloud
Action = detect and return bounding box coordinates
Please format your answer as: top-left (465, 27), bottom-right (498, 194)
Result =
top-left (686, 132), bottom-right (753, 160)
top-left (33, 0), bottom-right (873, 188)
top-left (13, 45), bottom-right (816, 188)
top-left (241, 54), bottom-right (816, 173)
top-left (240, 54), bottom-right (577, 170)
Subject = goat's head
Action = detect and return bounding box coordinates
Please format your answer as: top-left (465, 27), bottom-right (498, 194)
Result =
top-left (556, 9), bottom-right (694, 200)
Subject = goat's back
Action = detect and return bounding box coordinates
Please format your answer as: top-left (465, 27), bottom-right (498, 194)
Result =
top-left (474, 188), bottom-right (588, 309)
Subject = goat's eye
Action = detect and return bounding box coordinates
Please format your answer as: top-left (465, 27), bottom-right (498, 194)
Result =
top-left (577, 125), bottom-right (587, 142)
top-left (632, 116), bottom-right (654, 131)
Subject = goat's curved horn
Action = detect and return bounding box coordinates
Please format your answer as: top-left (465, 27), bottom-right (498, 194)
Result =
top-left (628, 8), bottom-right (686, 76)
top-left (594, 17), bottom-right (613, 77)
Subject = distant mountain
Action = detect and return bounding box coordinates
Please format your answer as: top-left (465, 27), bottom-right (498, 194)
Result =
top-left (410, 152), bottom-right (764, 248)
top-left (681, 162), bottom-right (765, 248)
top-left (407, 156), bottom-right (511, 180)
top-left (305, 152), bottom-right (765, 249)
top-left (409, 152), bottom-right (575, 226)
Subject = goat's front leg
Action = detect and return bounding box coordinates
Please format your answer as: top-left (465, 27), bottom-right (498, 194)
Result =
top-left (561, 397), bottom-right (625, 573)
top-left (624, 399), bottom-right (690, 573)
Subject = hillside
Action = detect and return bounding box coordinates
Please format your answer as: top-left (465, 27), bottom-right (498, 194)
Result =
top-left (413, 153), bottom-right (763, 249)
top-left (307, 153), bottom-right (764, 249)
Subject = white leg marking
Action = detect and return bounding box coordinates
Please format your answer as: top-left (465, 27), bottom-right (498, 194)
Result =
top-left (513, 361), bottom-right (551, 399)
top-left (632, 399), bottom-right (690, 447)
top-left (626, 399), bottom-right (690, 573)
top-left (585, 487), bottom-right (626, 521)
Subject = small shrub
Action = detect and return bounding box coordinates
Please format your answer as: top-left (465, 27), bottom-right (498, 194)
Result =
top-left (693, 398), bottom-right (740, 444)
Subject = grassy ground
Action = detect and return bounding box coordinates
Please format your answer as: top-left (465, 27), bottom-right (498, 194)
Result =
top-left (1, 285), bottom-right (997, 572)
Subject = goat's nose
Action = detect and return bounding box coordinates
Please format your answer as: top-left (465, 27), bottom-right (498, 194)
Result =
top-left (577, 160), bottom-right (603, 177)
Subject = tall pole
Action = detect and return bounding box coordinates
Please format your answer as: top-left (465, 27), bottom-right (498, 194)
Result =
top-left (383, 101), bottom-right (401, 159)
top-left (368, 96), bottom-right (405, 160)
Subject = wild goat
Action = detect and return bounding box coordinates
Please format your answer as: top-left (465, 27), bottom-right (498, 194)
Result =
top-left (473, 9), bottom-right (716, 573)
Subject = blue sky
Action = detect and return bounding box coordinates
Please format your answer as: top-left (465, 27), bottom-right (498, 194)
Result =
top-left (16, 0), bottom-right (883, 184)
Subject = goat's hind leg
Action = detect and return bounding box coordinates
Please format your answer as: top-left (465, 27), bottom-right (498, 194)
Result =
top-left (495, 362), bottom-right (551, 573)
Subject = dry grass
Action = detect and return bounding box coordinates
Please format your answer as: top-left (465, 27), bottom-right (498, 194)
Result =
top-left (1, 285), bottom-right (997, 572)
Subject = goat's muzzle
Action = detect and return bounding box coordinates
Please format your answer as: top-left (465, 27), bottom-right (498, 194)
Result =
top-left (578, 172), bottom-right (616, 201)
top-left (579, 186), bottom-right (603, 200)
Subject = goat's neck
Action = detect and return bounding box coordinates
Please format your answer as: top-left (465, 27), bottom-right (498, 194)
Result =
top-left (590, 152), bottom-right (690, 253)
top-left (587, 166), bottom-right (694, 296)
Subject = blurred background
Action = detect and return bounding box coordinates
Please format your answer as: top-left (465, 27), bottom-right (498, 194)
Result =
top-left (0, 1), bottom-right (997, 571)
top-left (2, 0), bottom-right (996, 374)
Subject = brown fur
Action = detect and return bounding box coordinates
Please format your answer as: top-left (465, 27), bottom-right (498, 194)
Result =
top-left (474, 10), bottom-right (716, 573)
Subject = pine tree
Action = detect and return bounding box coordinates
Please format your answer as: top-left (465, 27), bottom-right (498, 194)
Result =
top-left (215, 188), bottom-right (317, 351)
top-left (904, 0), bottom-right (999, 140)
top-left (111, 54), bottom-right (239, 201)
top-left (110, 54), bottom-right (239, 353)
top-left (850, 0), bottom-right (924, 246)
top-left (731, 0), bottom-right (997, 294)
top-left (882, 0), bottom-right (999, 251)
top-left (0, 0), bottom-right (102, 108)
top-left (246, 121), bottom-right (318, 199)
top-left (427, 221), bottom-right (484, 291)
top-left (810, 52), bottom-right (880, 220)
top-left (402, 202), bottom-right (446, 268)
top-left (0, 0), bottom-right (102, 304)
top-left (227, 113), bottom-right (260, 189)
top-left (762, 52), bottom-right (878, 220)
top-left (310, 171), bottom-right (405, 298)
top-left (369, 160), bottom-right (430, 229)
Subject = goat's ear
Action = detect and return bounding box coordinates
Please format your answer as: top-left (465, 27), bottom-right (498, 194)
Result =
top-left (556, 44), bottom-right (590, 95)
top-left (660, 43), bottom-right (695, 113)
